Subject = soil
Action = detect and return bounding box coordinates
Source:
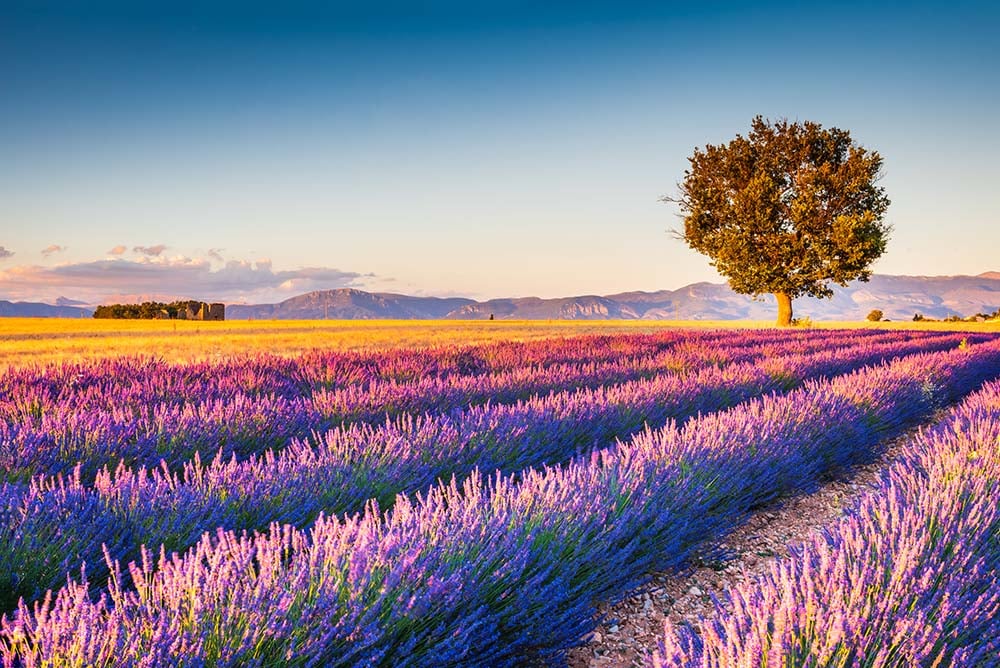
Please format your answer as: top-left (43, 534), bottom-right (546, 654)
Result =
top-left (564, 433), bottom-right (913, 668)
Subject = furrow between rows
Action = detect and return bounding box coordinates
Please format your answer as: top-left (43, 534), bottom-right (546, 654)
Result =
top-left (654, 376), bottom-right (1000, 666)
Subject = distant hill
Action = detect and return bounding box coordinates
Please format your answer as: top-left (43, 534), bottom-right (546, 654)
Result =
top-left (227, 289), bottom-right (475, 320)
top-left (225, 273), bottom-right (1000, 321)
top-left (0, 300), bottom-right (93, 318)
top-left (4, 273), bottom-right (997, 320)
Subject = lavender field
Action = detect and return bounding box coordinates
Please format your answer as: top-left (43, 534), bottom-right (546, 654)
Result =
top-left (2, 328), bottom-right (999, 667)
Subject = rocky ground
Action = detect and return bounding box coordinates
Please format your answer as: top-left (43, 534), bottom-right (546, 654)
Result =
top-left (565, 433), bottom-right (913, 668)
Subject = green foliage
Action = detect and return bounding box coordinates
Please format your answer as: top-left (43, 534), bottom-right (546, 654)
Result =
top-left (93, 301), bottom-right (196, 319)
top-left (867, 309), bottom-right (884, 322)
top-left (912, 309), bottom-right (999, 323)
top-left (665, 116), bottom-right (891, 324)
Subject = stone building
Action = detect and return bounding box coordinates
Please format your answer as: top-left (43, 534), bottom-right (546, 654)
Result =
top-left (176, 301), bottom-right (225, 321)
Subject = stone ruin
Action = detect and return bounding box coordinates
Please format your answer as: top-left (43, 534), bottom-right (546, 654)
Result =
top-left (176, 301), bottom-right (225, 321)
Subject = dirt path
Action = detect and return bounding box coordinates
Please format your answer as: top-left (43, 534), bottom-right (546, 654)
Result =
top-left (565, 433), bottom-right (913, 668)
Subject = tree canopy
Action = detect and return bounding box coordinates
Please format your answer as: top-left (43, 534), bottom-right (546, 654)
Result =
top-left (93, 300), bottom-right (200, 319)
top-left (666, 116), bottom-right (891, 325)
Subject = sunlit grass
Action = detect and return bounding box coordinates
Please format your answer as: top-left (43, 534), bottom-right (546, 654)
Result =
top-left (0, 317), bottom-right (996, 368)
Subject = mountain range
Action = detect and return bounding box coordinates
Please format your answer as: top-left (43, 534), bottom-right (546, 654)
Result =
top-left (226, 272), bottom-right (1000, 322)
top-left (2, 273), bottom-right (999, 321)
top-left (0, 299), bottom-right (95, 318)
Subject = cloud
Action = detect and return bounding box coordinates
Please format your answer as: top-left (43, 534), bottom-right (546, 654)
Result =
top-left (133, 244), bottom-right (167, 256)
top-left (207, 248), bottom-right (225, 262)
top-left (41, 244), bottom-right (66, 257)
top-left (107, 245), bottom-right (127, 255)
top-left (0, 247), bottom-right (12, 260)
top-left (0, 255), bottom-right (369, 304)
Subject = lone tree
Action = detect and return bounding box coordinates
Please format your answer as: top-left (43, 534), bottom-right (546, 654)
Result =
top-left (665, 116), bottom-right (891, 326)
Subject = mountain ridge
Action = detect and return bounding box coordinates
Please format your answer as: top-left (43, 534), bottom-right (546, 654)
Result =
top-left (226, 273), bottom-right (1000, 322)
top-left (0, 300), bottom-right (94, 318)
top-left (2, 273), bottom-right (998, 320)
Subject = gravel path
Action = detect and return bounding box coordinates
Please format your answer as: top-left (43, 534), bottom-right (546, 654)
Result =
top-left (565, 429), bottom-right (916, 668)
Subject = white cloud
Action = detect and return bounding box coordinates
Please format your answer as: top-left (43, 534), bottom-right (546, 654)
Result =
top-left (41, 244), bottom-right (66, 257)
top-left (133, 244), bottom-right (168, 257)
top-left (0, 256), bottom-right (370, 304)
top-left (0, 247), bottom-right (13, 260)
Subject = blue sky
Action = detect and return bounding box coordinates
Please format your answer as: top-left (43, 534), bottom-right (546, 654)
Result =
top-left (2, 1), bottom-right (998, 304)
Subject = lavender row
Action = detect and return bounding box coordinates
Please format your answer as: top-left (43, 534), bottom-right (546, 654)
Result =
top-left (0, 328), bottom-right (923, 422)
top-left (1, 329), bottom-right (931, 484)
top-left (0, 343), bottom-right (746, 483)
top-left (0, 330), bottom-right (711, 428)
top-left (0, 332), bottom-right (954, 612)
top-left (0, 344), bottom-right (696, 423)
top-left (654, 378), bottom-right (1000, 666)
top-left (5, 341), bottom-right (999, 666)
top-left (3, 327), bottom-right (813, 410)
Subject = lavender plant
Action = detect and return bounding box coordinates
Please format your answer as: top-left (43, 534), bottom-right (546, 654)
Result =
top-left (1, 330), bottom-right (966, 487)
top-left (654, 378), bottom-right (1000, 666)
top-left (0, 331), bottom-right (958, 612)
top-left (3, 338), bottom-right (998, 666)
top-left (3, 329), bottom-right (887, 484)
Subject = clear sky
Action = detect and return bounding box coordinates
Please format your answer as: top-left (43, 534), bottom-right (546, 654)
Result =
top-left (2, 0), bottom-right (998, 304)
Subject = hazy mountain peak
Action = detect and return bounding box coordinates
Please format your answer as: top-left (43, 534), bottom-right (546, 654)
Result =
top-left (222, 273), bottom-right (1000, 322)
top-left (55, 296), bottom-right (89, 307)
top-left (6, 273), bottom-right (999, 320)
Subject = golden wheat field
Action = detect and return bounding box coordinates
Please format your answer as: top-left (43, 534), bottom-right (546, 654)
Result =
top-left (0, 317), bottom-right (995, 368)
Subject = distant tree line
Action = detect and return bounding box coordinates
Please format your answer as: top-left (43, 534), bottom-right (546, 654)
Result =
top-left (93, 301), bottom-right (197, 319)
top-left (912, 308), bottom-right (1000, 323)
top-left (866, 307), bottom-right (1000, 323)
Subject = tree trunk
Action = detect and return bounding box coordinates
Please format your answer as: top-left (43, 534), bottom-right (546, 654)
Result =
top-left (775, 292), bottom-right (793, 327)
